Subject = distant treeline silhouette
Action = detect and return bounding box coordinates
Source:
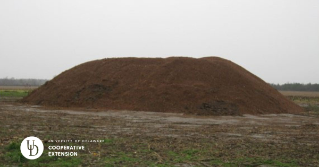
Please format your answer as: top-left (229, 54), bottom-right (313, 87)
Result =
top-left (270, 83), bottom-right (319, 92)
top-left (0, 78), bottom-right (47, 86)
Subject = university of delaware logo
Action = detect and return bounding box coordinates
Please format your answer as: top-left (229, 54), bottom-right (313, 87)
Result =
top-left (20, 136), bottom-right (44, 160)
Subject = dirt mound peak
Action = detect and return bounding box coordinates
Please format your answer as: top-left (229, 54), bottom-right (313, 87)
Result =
top-left (22, 57), bottom-right (303, 115)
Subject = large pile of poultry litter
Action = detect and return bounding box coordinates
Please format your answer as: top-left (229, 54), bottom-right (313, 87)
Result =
top-left (22, 57), bottom-right (303, 115)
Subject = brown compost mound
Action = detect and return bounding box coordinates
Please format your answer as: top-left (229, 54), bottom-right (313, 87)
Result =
top-left (22, 57), bottom-right (303, 115)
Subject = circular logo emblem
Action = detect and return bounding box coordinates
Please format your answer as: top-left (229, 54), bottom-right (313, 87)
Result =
top-left (20, 136), bottom-right (44, 160)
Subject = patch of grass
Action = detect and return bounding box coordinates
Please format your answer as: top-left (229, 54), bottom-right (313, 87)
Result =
top-left (6, 142), bottom-right (20, 151)
top-left (0, 90), bottom-right (30, 97)
top-left (182, 149), bottom-right (199, 161)
top-left (273, 160), bottom-right (298, 167)
top-left (305, 104), bottom-right (319, 112)
top-left (149, 163), bottom-right (173, 167)
top-left (208, 158), bottom-right (224, 165)
top-left (287, 96), bottom-right (319, 105)
top-left (103, 138), bottom-right (115, 144)
top-left (47, 157), bottom-right (82, 167)
top-left (227, 157), bottom-right (298, 167)
top-left (26, 156), bottom-right (82, 167)
top-left (2, 141), bottom-right (82, 166)
top-left (4, 142), bottom-right (27, 163)
top-left (0, 136), bottom-right (305, 167)
top-left (182, 149), bottom-right (198, 156)
top-left (167, 149), bottom-right (200, 163)
top-left (104, 152), bottom-right (139, 166)
top-left (285, 95), bottom-right (319, 115)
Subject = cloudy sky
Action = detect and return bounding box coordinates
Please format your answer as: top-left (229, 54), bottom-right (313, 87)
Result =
top-left (0, 0), bottom-right (318, 84)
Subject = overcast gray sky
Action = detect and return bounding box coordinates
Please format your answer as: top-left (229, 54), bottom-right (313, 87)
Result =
top-left (0, 0), bottom-right (318, 84)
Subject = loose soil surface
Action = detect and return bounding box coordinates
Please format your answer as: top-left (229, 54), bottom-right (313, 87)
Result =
top-left (0, 102), bottom-right (318, 166)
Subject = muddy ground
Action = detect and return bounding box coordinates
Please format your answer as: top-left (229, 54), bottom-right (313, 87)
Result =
top-left (0, 101), bottom-right (318, 167)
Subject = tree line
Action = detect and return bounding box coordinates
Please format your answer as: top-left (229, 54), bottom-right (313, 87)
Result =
top-left (0, 78), bottom-right (47, 86)
top-left (270, 83), bottom-right (319, 92)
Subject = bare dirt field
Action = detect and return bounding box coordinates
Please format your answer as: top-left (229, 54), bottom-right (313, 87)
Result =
top-left (279, 91), bottom-right (319, 97)
top-left (0, 99), bottom-right (318, 166)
